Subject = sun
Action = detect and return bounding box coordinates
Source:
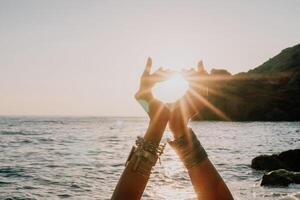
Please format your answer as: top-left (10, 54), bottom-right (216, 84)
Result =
top-left (153, 72), bottom-right (189, 103)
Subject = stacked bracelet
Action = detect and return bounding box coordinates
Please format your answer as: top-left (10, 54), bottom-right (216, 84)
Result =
top-left (168, 128), bottom-right (207, 170)
top-left (125, 136), bottom-right (166, 177)
top-left (135, 136), bottom-right (165, 156)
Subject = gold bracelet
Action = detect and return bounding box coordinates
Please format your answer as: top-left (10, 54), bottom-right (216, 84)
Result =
top-left (125, 136), bottom-right (166, 177)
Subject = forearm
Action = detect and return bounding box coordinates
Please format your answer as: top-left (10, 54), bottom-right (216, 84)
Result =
top-left (111, 115), bottom-right (168, 200)
top-left (111, 156), bottom-right (150, 200)
top-left (188, 158), bottom-right (233, 200)
top-left (144, 114), bottom-right (168, 144)
top-left (169, 128), bottom-right (233, 200)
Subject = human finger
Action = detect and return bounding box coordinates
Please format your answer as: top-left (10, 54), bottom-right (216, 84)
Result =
top-left (143, 57), bottom-right (152, 76)
top-left (153, 67), bottom-right (171, 82)
top-left (197, 60), bottom-right (204, 72)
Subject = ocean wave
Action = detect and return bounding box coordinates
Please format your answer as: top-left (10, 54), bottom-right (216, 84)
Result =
top-left (0, 130), bottom-right (41, 136)
top-left (0, 167), bottom-right (30, 178)
top-left (21, 120), bottom-right (64, 124)
top-left (37, 138), bottom-right (54, 143)
top-left (21, 185), bottom-right (38, 190)
top-left (3, 197), bottom-right (36, 200)
top-left (0, 131), bottom-right (28, 135)
top-left (0, 180), bottom-right (13, 185)
top-left (57, 194), bottom-right (72, 198)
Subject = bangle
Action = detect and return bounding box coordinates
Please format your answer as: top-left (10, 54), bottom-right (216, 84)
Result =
top-left (168, 128), bottom-right (207, 170)
top-left (125, 136), bottom-right (166, 177)
top-left (135, 136), bottom-right (165, 156)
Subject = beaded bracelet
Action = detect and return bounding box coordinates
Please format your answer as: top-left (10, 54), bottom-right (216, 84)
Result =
top-left (125, 136), bottom-right (166, 177)
top-left (135, 136), bottom-right (165, 156)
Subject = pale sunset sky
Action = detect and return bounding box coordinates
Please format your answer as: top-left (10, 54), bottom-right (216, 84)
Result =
top-left (0, 0), bottom-right (299, 116)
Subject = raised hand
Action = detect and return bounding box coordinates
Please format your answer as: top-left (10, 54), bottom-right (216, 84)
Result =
top-left (112, 58), bottom-right (172, 199)
top-left (167, 61), bottom-right (234, 200)
top-left (183, 60), bottom-right (209, 92)
top-left (169, 61), bottom-right (208, 138)
top-left (135, 57), bottom-right (172, 120)
top-left (135, 57), bottom-right (172, 100)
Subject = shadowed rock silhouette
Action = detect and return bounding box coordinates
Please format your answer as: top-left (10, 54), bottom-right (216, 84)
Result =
top-left (193, 44), bottom-right (300, 121)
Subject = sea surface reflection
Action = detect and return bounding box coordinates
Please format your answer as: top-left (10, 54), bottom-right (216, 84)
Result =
top-left (0, 117), bottom-right (299, 199)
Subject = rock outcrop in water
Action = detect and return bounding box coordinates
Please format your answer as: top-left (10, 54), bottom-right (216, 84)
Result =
top-left (194, 43), bottom-right (300, 121)
top-left (261, 169), bottom-right (300, 186)
top-left (251, 149), bottom-right (300, 187)
top-left (251, 149), bottom-right (300, 172)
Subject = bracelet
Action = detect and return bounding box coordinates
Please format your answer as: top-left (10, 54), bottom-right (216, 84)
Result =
top-left (168, 128), bottom-right (207, 170)
top-left (136, 136), bottom-right (165, 156)
top-left (125, 136), bottom-right (166, 177)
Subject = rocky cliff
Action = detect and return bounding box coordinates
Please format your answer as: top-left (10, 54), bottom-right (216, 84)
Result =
top-left (194, 44), bottom-right (300, 121)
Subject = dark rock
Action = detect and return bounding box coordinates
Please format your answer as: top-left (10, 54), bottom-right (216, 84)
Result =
top-left (261, 169), bottom-right (300, 186)
top-left (265, 108), bottom-right (289, 121)
top-left (251, 155), bottom-right (286, 171)
top-left (251, 149), bottom-right (300, 172)
top-left (210, 68), bottom-right (231, 76)
top-left (278, 149), bottom-right (300, 172)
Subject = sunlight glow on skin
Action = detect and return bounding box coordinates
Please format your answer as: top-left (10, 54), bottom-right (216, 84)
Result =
top-left (189, 88), bottom-right (230, 121)
top-left (153, 73), bottom-right (189, 103)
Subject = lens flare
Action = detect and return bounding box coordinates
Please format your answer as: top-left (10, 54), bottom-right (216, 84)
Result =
top-left (153, 72), bottom-right (188, 103)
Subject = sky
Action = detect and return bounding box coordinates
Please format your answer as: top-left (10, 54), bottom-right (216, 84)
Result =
top-left (0, 0), bottom-right (299, 116)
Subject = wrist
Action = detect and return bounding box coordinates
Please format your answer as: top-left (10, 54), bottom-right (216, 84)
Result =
top-left (169, 120), bottom-right (189, 139)
top-left (125, 136), bottom-right (166, 177)
top-left (144, 105), bottom-right (170, 144)
top-left (168, 128), bottom-right (207, 170)
top-left (135, 87), bottom-right (153, 101)
top-left (171, 127), bottom-right (189, 140)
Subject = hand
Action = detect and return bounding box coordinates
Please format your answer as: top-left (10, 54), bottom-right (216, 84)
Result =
top-left (135, 57), bottom-right (172, 121)
top-left (169, 61), bottom-right (208, 138)
top-left (182, 60), bottom-right (209, 93)
top-left (111, 58), bottom-right (172, 199)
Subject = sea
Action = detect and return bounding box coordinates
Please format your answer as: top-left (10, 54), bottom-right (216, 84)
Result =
top-left (0, 116), bottom-right (299, 200)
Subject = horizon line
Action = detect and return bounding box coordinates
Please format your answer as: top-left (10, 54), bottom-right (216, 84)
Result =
top-left (0, 114), bottom-right (146, 118)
